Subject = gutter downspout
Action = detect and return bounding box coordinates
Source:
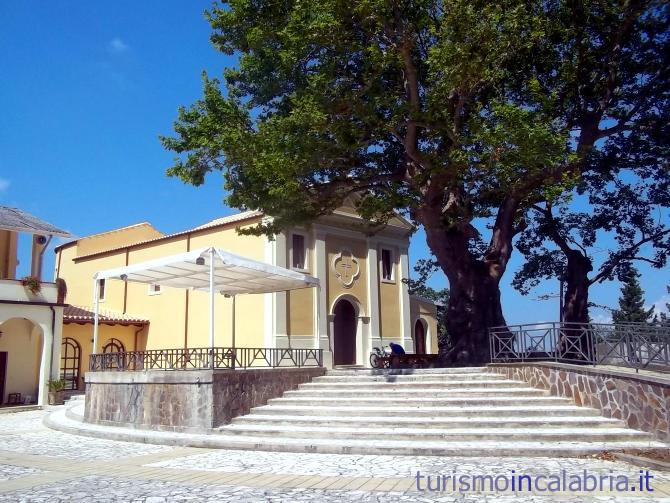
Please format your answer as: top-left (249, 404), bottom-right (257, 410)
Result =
top-left (49, 306), bottom-right (56, 383)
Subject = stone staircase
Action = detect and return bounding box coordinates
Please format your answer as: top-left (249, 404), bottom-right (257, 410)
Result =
top-left (216, 367), bottom-right (666, 456)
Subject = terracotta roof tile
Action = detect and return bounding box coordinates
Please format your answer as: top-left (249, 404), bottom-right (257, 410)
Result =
top-left (64, 305), bottom-right (149, 326)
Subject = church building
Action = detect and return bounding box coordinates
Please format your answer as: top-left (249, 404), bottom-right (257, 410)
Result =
top-left (55, 203), bottom-right (438, 389)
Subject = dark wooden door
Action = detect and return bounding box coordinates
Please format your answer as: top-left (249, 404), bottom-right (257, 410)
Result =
top-left (0, 352), bottom-right (7, 405)
top-left (414, 320), bottom-right (426, 354)
top-left (333, 300), bottom-right (356, 365)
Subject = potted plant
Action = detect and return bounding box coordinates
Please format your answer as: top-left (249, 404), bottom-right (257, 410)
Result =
top-left (21, 276), bottom-right (42, 295)
top-left (55, 277), bottom-right (67, 304)
top-left (48, 379), bottom-right (66, 405)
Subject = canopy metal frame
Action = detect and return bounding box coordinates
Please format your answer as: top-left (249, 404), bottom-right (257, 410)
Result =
top-left (92, 246), bottom-right (320, 359)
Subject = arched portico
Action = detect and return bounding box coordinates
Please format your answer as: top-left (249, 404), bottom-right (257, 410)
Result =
top-left (0, 317), bottom-right (44, 405)
top-left (0, 302), bottom-right (63, 406)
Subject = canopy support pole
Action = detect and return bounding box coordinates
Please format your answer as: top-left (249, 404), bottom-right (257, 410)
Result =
top-left (232, 295), bottom-right (236, 349)
top-left (209, 247), bottom-right (215, 369)
top-left (93, 278), bottom-right (100, 353)
top-left (315, 285), bottom-right (321, 350)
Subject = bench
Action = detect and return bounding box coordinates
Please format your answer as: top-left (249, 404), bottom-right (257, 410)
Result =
top-left (378, 353), bottom-right (440, 369)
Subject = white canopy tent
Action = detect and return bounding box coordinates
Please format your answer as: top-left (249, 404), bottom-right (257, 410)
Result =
top-left (92, 246), bottom-right (319, 353)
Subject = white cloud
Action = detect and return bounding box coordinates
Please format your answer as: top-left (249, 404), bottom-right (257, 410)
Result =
top-left (649, 295), bottom-right (670, 317)
top-left (0, 178), bottom-right (9, 192)
top-left (108, 37), bottom-right (129, 54)
top-left (591, 312), bottom-right (613, 324)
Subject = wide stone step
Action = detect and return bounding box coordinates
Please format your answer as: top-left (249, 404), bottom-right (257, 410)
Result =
top-left (220, 423), bottom-right (650, 442)
top-left (233, 414), bottom-right (625, 430)
top-left (325, 367), bottom-right (488, 376)
top-left (207, 434), bottom-right (666, 457)
top-left (283, 387), bottom-right (545, 398)
top-left (313, 373), bottom-right (501, 383)
top-left (251, 404), bottom-right (596, 417)
top-left (268, 395), bottom-right (567, 407)
top-left (300, 379), bottom-right (524, 390)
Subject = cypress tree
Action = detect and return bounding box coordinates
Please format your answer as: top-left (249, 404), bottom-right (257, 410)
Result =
top-left (612, 268), bottom-right (654, 324)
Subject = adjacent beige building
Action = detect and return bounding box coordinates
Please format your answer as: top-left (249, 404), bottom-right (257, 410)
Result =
top-left (0, 207), bottom-right (69, 406)
top-left (54, 202), bottom-right (438, 388)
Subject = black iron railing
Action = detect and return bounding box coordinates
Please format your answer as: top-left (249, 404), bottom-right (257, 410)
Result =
top-left (489, 322), bottom-right (670, 372)
top-left (89, 347), bottom-right (324, 371)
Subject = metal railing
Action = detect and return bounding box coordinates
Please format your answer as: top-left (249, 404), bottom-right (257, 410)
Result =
top-left (89, 347), bottom-right (324, 371)
top-left (489, 322), bottom-right (670, 372)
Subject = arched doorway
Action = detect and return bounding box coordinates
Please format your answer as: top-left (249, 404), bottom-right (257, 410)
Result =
top-left (60, 338), bottom-right (81, 390)
top-left (414, 319), bottom-right (427, 355)
top-left (333, 299), bottom-right (357, 365)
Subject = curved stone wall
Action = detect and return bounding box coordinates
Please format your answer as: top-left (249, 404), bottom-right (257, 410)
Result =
top-left (84, 367), bottom-right (325, 432)
top-left (488, 362), bottom-right (670, 442)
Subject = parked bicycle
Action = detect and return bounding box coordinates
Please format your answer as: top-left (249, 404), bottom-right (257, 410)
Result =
top-left (369, 345), bottom-right (391, 369)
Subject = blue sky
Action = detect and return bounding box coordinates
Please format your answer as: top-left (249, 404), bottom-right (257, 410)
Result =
top-left (1, 2), bottom-right (667, 324)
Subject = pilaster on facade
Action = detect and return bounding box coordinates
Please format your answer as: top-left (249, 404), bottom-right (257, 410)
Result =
top-left (399, 247), bottom-right (413, 352)
top-left (366, 239), bottom-right (380, 344)
top-left (273, 231), bottom-right (288, 347)
top-left (314, 231), bottom-right (328, 351)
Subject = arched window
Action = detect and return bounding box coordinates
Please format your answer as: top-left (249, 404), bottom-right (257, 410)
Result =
top-left (60, 338), bottom-right (81, 390)
top-left (102, 338), bottom-right (125, 354)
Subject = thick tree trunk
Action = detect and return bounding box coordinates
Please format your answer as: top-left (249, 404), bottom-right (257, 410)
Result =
top-left (559, 250), bottom-right (594, 361)
top-left (420, 197), bottom-right (519, 365)
top-left (562, 250), bottom-right (592, 324)
top-left (444, 263), bottom-right (507, 364)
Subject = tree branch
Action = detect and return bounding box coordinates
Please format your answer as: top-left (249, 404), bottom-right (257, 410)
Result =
top-left (590, 228), bottom-right (670, 284)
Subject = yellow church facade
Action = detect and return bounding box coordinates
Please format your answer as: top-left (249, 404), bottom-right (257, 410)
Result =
top-left (55, 206), bottom-right (438, 387)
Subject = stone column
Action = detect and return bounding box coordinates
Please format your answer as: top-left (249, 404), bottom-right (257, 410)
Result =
top-left (37, 322), bottom-right (53, 406)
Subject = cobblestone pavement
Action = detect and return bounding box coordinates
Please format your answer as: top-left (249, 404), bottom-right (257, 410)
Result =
top-left (0, 408), bottom-right (669, 502)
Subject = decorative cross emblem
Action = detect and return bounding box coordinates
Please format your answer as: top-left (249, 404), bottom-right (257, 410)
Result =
top-left (332, 248), bottom-right (360, 287)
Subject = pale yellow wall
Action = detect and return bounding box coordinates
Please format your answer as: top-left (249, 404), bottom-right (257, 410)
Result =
top-left (0, 318), bottom-right (41, 404)
top-left (56, 217), bottom-right (267, 353)
top-left (75, 223), bottom-right (163, 257)
top-left (285, 229), bottom-right (315, 337)
top-left (379, 283), bottom-right (402, 341)
top-left (188, 222), bottom-right (266, 348)
top-left (378, 244), bottom-right (402, 341)
top-left (56, 245), bottom-right (128, 311)
top-left (62, 323), bottom-right (144, 379)
top-left (287, 287), bottom-right (314, 336)
top-left (410, 297), bottom-right (439, 354)
top-left (0, 230), bottom-right (19, 280)
top-left (126, 238), bottom-right (189, 350)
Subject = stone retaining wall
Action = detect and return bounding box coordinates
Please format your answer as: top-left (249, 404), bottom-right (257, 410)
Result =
top-left (488, 363), bottom-right (670, 442)
top-left (84, 367), bottom-right (325, 432)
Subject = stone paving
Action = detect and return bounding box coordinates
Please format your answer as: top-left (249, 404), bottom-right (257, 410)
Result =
top-left (0, 463), bottom-right (43, 482)
top-left (0, 408), bottom-right (669, 501)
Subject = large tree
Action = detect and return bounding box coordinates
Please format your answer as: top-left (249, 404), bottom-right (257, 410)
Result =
top-left (513, 169), bottom-right (670, 324)
top-left (162, 0), bottom-right (669, 363)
